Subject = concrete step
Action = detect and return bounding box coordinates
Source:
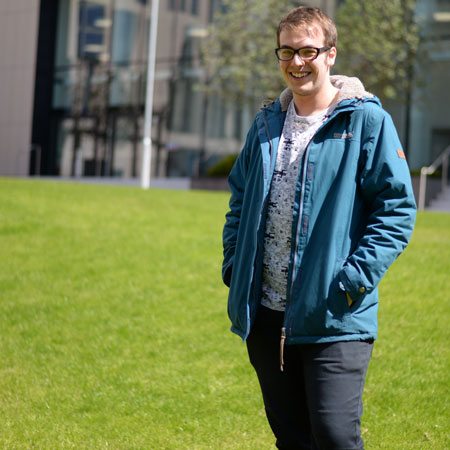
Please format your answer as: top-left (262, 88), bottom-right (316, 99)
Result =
top-left (427, 185), bottom-right (450, 213)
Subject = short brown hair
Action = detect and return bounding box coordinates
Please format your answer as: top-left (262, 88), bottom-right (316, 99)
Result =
top-left (277, 6), bottom-right (337, 48)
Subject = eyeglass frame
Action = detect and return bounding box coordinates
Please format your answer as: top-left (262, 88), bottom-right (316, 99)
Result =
top-left (275, 46), bottom-right (331, 61)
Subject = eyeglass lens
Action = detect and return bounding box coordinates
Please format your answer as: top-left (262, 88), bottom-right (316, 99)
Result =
top-left (277, 48), bottom-right (318, 61)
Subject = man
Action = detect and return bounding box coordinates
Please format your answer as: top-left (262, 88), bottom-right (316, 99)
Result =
top-left (222, 6), bottom-right (416, 450)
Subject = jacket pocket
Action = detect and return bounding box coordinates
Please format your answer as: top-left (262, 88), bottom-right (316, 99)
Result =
top-left (327, 281), bottom-right (352, 319)
top-left (327, 260), bottom-right (356, 319)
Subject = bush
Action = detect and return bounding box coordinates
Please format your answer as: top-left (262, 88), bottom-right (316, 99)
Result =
top-left (207, 154), bottom-right (238, 177)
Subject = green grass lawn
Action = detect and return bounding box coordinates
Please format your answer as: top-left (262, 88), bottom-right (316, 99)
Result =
top-left (0, 177), bottom-right (448, 449)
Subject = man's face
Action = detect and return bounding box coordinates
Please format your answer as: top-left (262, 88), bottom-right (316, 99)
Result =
top-left (278, 25), bottom-right (336, 103)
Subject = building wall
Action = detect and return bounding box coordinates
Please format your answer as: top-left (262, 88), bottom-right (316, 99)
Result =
top-left (408, 0), bottom-right (450, 169)
top-left (1, 0), bottom-right (447, 178)
top-left (0, 0), bottom-right (40, 175)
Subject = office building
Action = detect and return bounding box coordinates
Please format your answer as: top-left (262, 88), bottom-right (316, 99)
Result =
top-left (0, 0), bottom-right (448, 179)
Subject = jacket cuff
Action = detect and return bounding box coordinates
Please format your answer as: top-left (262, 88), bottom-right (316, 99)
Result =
top-left (339, 265), bottom-right (368, 303)
top-left (222, 261), bottom-right (233, 287)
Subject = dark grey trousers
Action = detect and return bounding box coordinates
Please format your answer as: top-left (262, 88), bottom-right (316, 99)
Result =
top-left (246, 306), bottom-right (373, 450)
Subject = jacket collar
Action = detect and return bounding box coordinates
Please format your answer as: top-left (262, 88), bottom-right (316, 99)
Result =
top-left (278, 75), bottom-right (375, 112)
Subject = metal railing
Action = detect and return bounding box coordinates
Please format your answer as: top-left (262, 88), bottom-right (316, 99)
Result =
top-left (418, 145), bottom-right (450, 210)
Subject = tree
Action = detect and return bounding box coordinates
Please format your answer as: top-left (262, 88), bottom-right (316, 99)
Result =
top-left (335, 0), bottom-right (420, 105)
top-left (202, 0), bottom-right (298, 105)
top-left (202, 0), bottom-right (421, 107)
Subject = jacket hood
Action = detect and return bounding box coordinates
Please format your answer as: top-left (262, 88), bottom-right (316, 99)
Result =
top-left (278, 75), bottom-right (375, 112)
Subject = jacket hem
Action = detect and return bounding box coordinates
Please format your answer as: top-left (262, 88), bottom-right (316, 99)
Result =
top-left (285, 333), bottom-right (377, 345)
top-left (230, 325), bottom-right (248, 342)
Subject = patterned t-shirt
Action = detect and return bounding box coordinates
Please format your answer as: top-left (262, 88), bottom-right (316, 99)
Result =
top-left (261, 99), bottom-right (337, 311)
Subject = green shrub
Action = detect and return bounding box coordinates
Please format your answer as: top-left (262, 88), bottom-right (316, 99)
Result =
top-left (207, 154), bottom-right (238, 177)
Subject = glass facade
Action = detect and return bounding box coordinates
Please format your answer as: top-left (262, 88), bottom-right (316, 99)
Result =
top-left (47, 0), bottom-right (244, 178)
top-left (51, 0), bottom-right (148, 177)
top-left (39, 0), bottom-right (449, 178)
top-left (408, 0), bottom-right (450, 169)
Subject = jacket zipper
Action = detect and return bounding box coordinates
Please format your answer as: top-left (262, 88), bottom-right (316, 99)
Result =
top-left (277, 141), bottom-right (311, 371)
top-left (262, 106), bottom-right (313, 371)
top-left (262, 107), bottom-right (339, 370)
top-left (289, 137), bottom-right (313, 298)
top-left (280, 327), bottom-right (286, 371)
top-left (281, 113), bottom-right (338, 370)
top-left (262, 108), bottom-right (291, 370)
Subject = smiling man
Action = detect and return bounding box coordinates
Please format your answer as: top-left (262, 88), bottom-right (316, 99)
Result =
top-left (222, 6), bottom-right (417, 450)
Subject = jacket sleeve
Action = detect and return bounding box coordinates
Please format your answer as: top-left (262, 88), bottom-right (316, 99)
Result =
top-left (339, 108), bottom-right (417, 302)
top-left (222, 121), bottom-right (257, 287)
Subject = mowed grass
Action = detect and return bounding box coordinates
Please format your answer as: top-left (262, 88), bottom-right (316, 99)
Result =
top-left (0, 177), bottom-right (448, 449)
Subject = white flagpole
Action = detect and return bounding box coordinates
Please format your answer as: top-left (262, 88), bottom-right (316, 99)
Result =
top-left (141, 0), bottom-right (160, 189)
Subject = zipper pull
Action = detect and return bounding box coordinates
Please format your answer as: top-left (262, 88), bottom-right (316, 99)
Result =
top-left (280, 327), bottom-right (286, 372)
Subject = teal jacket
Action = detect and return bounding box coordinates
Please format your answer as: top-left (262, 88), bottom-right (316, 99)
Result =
top-left (222, 76), bottom-right (417, 344)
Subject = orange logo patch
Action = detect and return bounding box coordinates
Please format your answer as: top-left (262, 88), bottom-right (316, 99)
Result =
top-left (397, 149), bottom-right (406, 159)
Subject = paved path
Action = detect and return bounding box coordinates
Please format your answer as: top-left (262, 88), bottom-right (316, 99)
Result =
top-left (427, 186), bottom-right (450, 213)
top-left (19, 176), bottom-right (450, 212)
top-left (30, 176), bottom-right (191, 190)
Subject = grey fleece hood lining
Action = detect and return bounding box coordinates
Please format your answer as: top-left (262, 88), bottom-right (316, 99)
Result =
top-left (279, 75), bottom-right (374, 112)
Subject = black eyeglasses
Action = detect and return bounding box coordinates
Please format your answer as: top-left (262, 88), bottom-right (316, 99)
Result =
top-left (275, 46), bottom-right (331, 61)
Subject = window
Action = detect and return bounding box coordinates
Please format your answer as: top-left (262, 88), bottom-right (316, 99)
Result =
top-left (78, 1), bottom-right (108, 60)
top-left (191, 0), bottom-right (199, 15)
top-left (437, 0), bottom-right (450, 8)
top-left (209, 0), bottom-right (226, 22)
top-left (168, 0), bottom-right (187, 12)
